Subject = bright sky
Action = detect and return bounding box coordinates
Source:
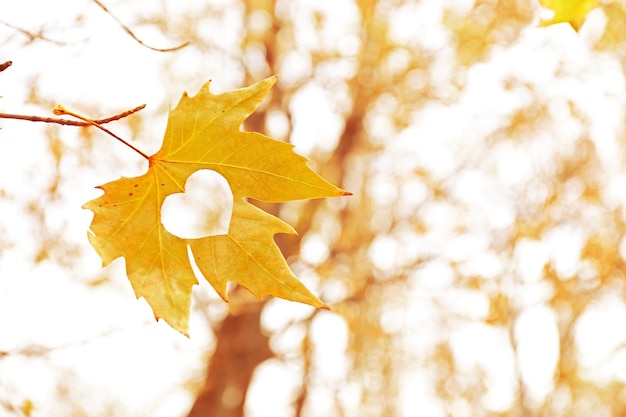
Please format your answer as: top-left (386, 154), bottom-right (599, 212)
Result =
top-left (1, 1), bottom-right (626, 416)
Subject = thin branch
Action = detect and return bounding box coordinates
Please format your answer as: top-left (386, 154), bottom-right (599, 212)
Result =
top-left (0, 20), bottom-right (66, 45)
top-left (54, 105), bottom-right (150, 160)
top-left (0, 104), bottom-right (145, 126)
top-left (0, 61), bottom-right (11, 72)
top-left (91, 0), bottom-right (189, 52)
top-left (0, 323), bottom-right (153, 358)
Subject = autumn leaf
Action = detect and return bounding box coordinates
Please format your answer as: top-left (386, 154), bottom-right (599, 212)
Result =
top-left (539, 0), bottom-right (599, 31)
top-left (83, 76), bottom-right (350, 336)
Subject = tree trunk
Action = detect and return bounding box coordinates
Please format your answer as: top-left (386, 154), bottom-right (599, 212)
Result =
top-left (186, 292), bottom-right (271, 417)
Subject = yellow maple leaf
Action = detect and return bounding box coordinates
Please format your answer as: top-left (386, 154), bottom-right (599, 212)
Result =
top-left (539, 0), bottom-right (599, 31)
top-left (83, 76), bottom-right (350, 336)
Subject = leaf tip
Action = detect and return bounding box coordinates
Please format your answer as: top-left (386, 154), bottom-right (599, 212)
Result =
top-left (341, 190), bottom-right (353, 196)
top-left (218, 292), bottom-right (230, 303)
top-left (155, 315), bottom-right (190, 338)
top-left (176, 327), bottom-right (190, 338)
top-left (320, 303), bottom-right (331, 311)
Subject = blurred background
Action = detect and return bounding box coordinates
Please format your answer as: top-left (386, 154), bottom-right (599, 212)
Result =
top-left (2, 0), bottom-right (626, 416)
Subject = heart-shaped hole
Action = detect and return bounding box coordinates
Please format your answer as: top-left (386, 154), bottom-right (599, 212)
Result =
top-left (161, 169), bottom-right (233, 239)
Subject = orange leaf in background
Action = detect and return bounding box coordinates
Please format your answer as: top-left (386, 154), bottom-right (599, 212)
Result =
top-left (83, 76), bottom-right (350, 336)
top-left (539, 0), bottom-right (599, 31)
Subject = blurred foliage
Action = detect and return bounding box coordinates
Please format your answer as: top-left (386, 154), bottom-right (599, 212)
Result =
top-left (539, 0), bottom-right (600, 31)
top-left (4, 0), bottom-right (626, 416)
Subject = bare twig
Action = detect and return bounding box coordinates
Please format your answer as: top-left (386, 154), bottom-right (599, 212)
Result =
top-left (0, 323), bottom-right (153, 358)
top-left (54, 105), bottom-right (150, 160)
top-left (0, 20), bottom-right (66, 45)
top-left (0, 61), bottom-right (11, 72)
top-left (91, 0), bottom-right (189, 52)
top-left (0, 104), bottom-right (145, 126)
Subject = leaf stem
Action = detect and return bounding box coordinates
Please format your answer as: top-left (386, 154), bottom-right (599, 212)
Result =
top-left (54, 105), bottom-right (150, 160)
